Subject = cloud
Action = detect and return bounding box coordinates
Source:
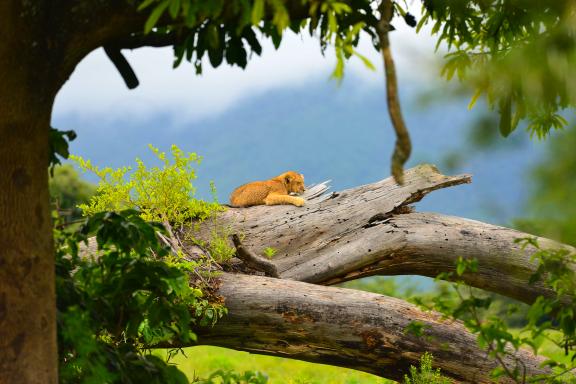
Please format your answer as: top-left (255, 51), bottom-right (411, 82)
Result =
top-left (53, 4), bottom-right (441, 123)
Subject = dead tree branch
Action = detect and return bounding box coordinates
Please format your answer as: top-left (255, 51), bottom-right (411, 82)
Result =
top-left (192, 164), bottom-right (574, 304)
top-left (161, 273), bottom-right (550, 383)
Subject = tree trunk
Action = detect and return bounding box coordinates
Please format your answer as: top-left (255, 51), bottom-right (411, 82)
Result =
top-left (165, 273), bottom-right (549, 383)
top-left (0, 94), bottom-right (57, 384)
top-left (0, 3), bottom-right (60, 383)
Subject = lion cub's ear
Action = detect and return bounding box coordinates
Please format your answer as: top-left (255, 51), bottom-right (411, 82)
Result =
top-left (284, 174), bottom-right (292, 185)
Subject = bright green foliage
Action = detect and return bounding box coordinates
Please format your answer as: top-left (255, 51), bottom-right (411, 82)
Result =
top-left (194, 369), bottom-right (269, 384)
top-left (519, 239), bottom-right (576, 366)
top-left (403, 353), bottom-right (450, 384)
top-left (49, 164), bottom-right (97, 222)
top-left (208, 229), bottom-right (237, 263)
top-left (56, 146), bottom-right (232, 383)
top-left (424, 0), bottom-right (576, 138)
top-left (170, 346), bottom-right (392, 383)
top-left (56, 210), bottom-right (226, 383)
top-left (71, 144), bottom-right (223, 226)
top-left (263, 247), bottom-right (277, 259)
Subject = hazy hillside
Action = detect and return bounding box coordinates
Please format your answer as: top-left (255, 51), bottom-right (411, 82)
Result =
top-left (52, 76), bottom-right (543, 225)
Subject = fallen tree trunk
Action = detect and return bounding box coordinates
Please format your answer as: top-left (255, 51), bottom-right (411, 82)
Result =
top-left (166, 273), bottom-right (549, 383)
top-left (82, 164), bottom-right (571, 380)
top-left (195, 164), bottom-right (574, 304)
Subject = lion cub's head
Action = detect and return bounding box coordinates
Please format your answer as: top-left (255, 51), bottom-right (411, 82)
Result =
top-left (280, 171), bottom-right (305, 194)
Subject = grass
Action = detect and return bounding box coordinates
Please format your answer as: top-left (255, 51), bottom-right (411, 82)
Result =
top-left (159, 346), bottom-right (394, 383)
top-left (155, 332), bottom-right (576, 384)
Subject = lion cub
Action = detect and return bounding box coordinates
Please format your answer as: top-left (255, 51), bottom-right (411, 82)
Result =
top-left (230, 171), bottom-right (306, 208)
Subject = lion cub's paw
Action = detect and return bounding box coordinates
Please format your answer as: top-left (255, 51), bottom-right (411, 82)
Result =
top-left (294, 197), bottom-right (305, 207)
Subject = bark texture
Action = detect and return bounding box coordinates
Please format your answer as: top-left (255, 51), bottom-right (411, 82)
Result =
top-left (191, 274), bottom-right (548, 383)
top-left (0, 2), bottom-right (80, 382)
top-left (194, 164), bottom-right (573, 304)
top-left (0, 3), bottom-right (59, 383)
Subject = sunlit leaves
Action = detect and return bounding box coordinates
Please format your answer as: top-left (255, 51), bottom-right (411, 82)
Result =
top-left (423, 0), bottom-right (576, 138)
top-left (55, 144), bottom-right (230, 381)
top-left (197, 369), bottom-right (269, 384)
top-left (267, 0), bottom-right (290, 33)
top-left (440, 51), bottom-right (471, 81)
top-left (251, 0), bottom-right (265, 25)
top-left (527, 111), bottom-right (567, 139)
top-left (403, 353), bottom-right (450, 384)
top-left (134, 0), bottom-right (576, 140)
top-left (71, 144), bottom-right (223, 226)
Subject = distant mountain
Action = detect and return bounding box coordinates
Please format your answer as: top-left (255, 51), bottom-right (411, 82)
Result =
top-left (52, 76), bottom-right (543, 225)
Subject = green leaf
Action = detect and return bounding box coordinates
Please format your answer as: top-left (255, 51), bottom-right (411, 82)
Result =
top-left (243, 27), bottom-right (263, 55)
top-left (415, 12), bottom-right (429, 33)
top-left (208, 46), bottom-right (224, 67)
top-left (144, 1), bottom-right (169, 34)
top-left (468, 88), bottom-right (483, 110)
top-left (269, 0), bottom-right (290, 32)
top-left (168, 0), bottom-right (180, 19)
top-left (137, 0), bottom-right (157, 11)
top-left (328, 12), bottom-right (337, 35)
top-left (225, 38), bottom-right (248, 68)
top-left (207, 24), bottom-right (220, 49)
top-left (49, 128), bottom-right (77, 174)
top-left (456, 262), bottom-right (466, 276)
top-left (251, 0), bottom-right (265, 25)
top-left (352, 51), bottom-right (376, 71)
top-left (331, 46), bottom-right (344, 80)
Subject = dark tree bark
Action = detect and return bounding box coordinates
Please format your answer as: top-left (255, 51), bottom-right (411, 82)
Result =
top-left (0, 3), bottom-right (64, 383)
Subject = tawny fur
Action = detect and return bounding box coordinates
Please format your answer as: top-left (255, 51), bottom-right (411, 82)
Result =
top-left (230, 171), bottom-right (306, 208)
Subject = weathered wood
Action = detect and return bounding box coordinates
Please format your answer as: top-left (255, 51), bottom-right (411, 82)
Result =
top-left (322, 212), bottom-right (568, 304)
top-left (194, 164), bottom-right (574, 304)
top-left (186, 273), bottom-right (549, 383)
top-left (231, 234), bottom-right (279, 277)
top-left (79, 164), bottom-right (572, 380)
